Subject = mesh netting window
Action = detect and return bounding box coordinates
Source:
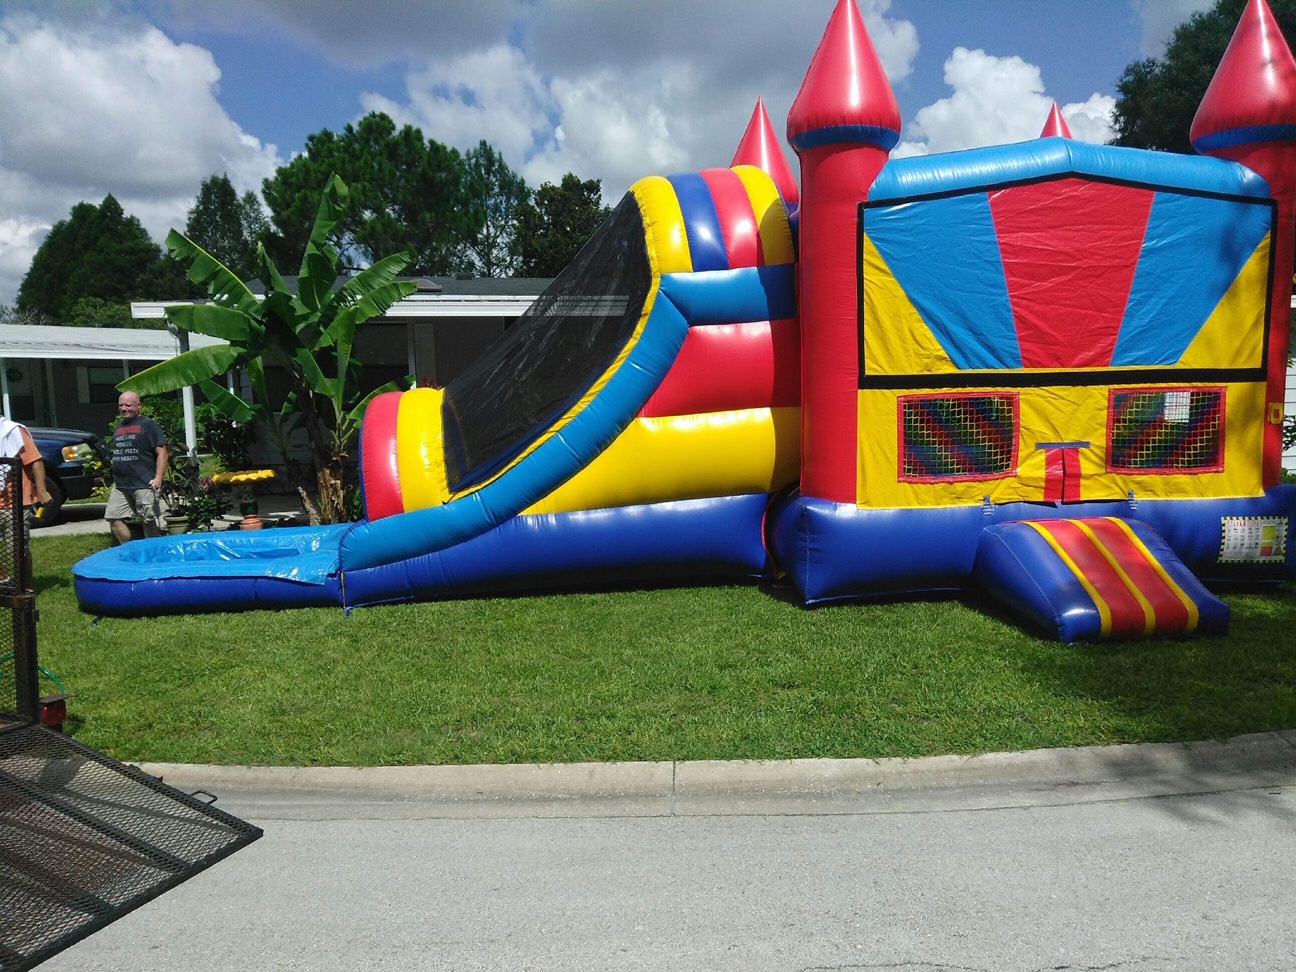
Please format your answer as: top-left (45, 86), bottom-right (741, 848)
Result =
top-left (1108, 387), bottom-right (1224, 472)
top-left (440, 196), bottom-right (651, 492)
top-left (899, 394), bottom-right (1018, 481)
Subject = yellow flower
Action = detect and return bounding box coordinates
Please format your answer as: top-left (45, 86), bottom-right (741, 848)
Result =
top-left (210, 469), bottom-right (276, 484)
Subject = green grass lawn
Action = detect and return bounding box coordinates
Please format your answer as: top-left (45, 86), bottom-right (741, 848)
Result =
top-left (29, 533), bottom-right (1296, 767)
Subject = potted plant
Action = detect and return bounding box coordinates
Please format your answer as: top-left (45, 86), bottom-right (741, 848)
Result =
top-left (161, 456), bottom-right (228, 534)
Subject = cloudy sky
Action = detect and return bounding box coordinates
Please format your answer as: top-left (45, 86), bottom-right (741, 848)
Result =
top-left (0, 0), bottom-right (1214, 304)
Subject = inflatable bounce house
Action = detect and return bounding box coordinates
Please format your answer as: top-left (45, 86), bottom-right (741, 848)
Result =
top-left (74, 0), bottom-right (1296, 641)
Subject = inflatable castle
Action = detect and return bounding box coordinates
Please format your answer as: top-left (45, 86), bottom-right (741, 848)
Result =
top-left (74, 0), bottom-right (1296, 642)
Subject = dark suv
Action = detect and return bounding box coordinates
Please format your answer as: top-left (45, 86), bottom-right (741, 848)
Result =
top-left (27, 427), bottom-right (105, 526)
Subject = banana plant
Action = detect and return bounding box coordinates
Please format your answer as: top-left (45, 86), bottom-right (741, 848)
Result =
top-left (121, 174), bottom-right (417, 524)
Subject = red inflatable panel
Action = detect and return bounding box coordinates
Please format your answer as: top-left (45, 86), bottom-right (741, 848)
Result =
top-left (360, 390), bottom-right (404, 520)
top-left (1043, 520), bottom-right (1149, 637)
top-left (989, 178), bottom-right (1153, 369)
top-left (1086, 518), bottom-right (1192, 632)
top-left (700, 168), bottom-right (761, 268)
top-left (640, 319), bottom-right (800, 417)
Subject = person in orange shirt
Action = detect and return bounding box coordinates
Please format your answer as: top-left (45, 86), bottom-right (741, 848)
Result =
top-left (0, 415), bottom-right (53, 588)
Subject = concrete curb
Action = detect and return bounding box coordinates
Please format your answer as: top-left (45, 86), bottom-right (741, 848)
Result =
top-left (138, 731), bottom-right (1296, 819)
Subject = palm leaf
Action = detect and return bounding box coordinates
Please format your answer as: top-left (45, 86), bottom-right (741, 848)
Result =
top-left (326, 280), bottom-right (418, 387)
top-left (119, 345), bottom-right (241, 396)
top-left (198, 378), bottom-right (257, 425)
top-left (166, 303), bottom-right (254, 342)
top-left (337, 249), bottom-right (415, 305)
top-left (165, 231), bottom-right (260, 315)
top-left (297, 173), bottom-right (348, 312)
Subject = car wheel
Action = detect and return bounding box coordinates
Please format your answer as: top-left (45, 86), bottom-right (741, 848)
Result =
top-left (33, 477), bottom-right (66, 528)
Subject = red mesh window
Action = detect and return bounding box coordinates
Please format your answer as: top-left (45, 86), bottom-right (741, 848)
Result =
top-left (899, 393), bottom-right (1018, 481)
top-left (1107, 387), bottom-right (1224, 473)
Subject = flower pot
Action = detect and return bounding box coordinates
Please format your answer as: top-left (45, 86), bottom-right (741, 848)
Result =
top-left (163, 516), bottom-right (190, 536)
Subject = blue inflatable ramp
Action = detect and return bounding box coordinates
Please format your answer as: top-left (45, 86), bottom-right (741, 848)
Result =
top-left (973, 517), bottom-right (1229, 642)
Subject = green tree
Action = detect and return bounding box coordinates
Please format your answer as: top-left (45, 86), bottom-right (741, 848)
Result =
top-left (1112, 0), bottom-right (1296, 153)
top-left (261, 112), bottom-right (472, 276)
top-left (121, 174), bottom-right (417, 524)
top-left (16, 195), bottom-right (185, 321)
top-left (185, 173), bottom-right (269, 281)
top-left (513, 174), bottom-right (610, 278)
top-left (65, 297), bottom-right (139, 329)
top-left (460, 141), bottom-right (529, 277)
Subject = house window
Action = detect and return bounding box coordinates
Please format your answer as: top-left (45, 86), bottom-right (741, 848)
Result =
top-left (1107, 387), bottom-right (1224, 473)
top-left (899, 393), bottom-right (1018, 481)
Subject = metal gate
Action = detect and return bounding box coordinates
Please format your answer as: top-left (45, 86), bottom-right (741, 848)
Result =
top-left (0, 457), bottom-right (261, 971)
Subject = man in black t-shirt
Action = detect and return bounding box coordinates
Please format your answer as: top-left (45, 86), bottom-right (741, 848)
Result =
top-left (104, 391), bottom-right (169, 543)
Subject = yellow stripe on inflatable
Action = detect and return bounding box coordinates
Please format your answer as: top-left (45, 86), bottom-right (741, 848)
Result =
top-left (1178, 235), bottom-right (1269, 370)
top-left (1072, 519), bottom-right (1155, 635)
top-left (396, 386), bottom-right (450, 511)
top-left (523, 406), bottom-right (801, 515)
top-left (861, 234), bottom-right (957, 375)
top-left (732, 165), bottom-right (795, 266)
top-left (1023, 521), bottom-right (1112, 637)
top-left (1105, 517), bottom-right (1199, 633)
top-left (632, 176), bottom-right (692, 275)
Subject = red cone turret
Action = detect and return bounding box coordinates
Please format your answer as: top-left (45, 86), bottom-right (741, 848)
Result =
top-left (787, 0), bottom-right (900, 504)
top-left (1191, 0), bottom-right (1296, 154)
top-left (731, 98), bottom-right (800, 207)
top-left (1193, 0), bottom-right (1296, 488)
top-left (786, 0), bottom-right (901, 153)
top-left (1040, 101), bottom-right (1073, 139)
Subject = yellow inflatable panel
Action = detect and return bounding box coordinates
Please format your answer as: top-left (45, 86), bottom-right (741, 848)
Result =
top-left (524, 407), bottom-right (801, 515)
top-left (397, 386), bottom-right (449, 511)
top-left (732, 165), bottom-right (796, 266)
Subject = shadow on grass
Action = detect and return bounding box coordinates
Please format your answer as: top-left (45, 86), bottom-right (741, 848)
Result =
top-left (958, 585), bottom-right (1296, 822)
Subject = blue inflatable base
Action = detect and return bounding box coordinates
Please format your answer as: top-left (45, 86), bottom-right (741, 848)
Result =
top-left (768, 486), bottom-right (1296, 606)
top-left (72, 493), bottom-right (774, 615)
top-left (972, 519), bottom-right (1231, 642)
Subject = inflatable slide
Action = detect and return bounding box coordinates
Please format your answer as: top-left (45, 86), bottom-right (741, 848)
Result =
top-left (74, 0), bottom-right (1296, 641)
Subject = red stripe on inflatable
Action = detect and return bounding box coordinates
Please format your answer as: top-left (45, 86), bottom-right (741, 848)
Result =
top-left (1045, 520), bottom-right (1148, 636)
top-left (640, 319), bottom-right (800, 417)
top-left (701, 168), bottom-right (762, 268)
top-left (360, 390), bottom-right (404, 521)
top-left (1043, 450), bottom-right (1065, 502)
top-left (989, 178), bottom-right (1153, 369)
top-left (1087, 518), bottom-right (1192, 633)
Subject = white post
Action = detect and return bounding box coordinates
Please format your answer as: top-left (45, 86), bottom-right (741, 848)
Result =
top-left (44, 360), bottom-right (57, 425)
top-left (172, 329), bottom-right (198, 455)
top-left (0, 357), bottom-right (10, 418)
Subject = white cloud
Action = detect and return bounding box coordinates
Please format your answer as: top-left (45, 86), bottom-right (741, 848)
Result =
top-left (1134, 0), bottom-right (1214, 58)
top-left (0, 15), bottom-right (282, 303)
top-left (357, 0), bottom-right (918, 203)
top-left (897, 48), bottom-right (1114, 157)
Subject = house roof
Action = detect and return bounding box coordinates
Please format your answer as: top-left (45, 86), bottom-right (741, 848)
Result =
top-left (133, 274), bottom-right (554, 321)
top-left (0, 323), bottom-right (224, 361)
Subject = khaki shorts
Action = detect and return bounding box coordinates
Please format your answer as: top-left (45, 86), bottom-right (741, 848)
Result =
top-left (105, 486), bottom-right (166, 528)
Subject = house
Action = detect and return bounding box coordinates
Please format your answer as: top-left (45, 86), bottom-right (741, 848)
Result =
top-left (0, 275), bottom-right (551, 454)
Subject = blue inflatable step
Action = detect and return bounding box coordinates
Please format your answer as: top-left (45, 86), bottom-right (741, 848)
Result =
top-left (973, 517), bottom-right (1229, 642)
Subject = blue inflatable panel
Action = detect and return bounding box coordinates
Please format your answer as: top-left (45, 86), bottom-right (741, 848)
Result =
top-left (973, 520), bottom-right (1230, 642)
top-left (343, 493), bottom-right (774, 607)
top-left (870, 138), bottom-right (1271, 202)
top-left (767, 496), bottom-right (990, 604)
top-left (658, 265), bottom-right (797, 326)
top-left (769, 486), bottom-right (1296, 606)
top-left (71, 526), bottom-right (349, 616)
